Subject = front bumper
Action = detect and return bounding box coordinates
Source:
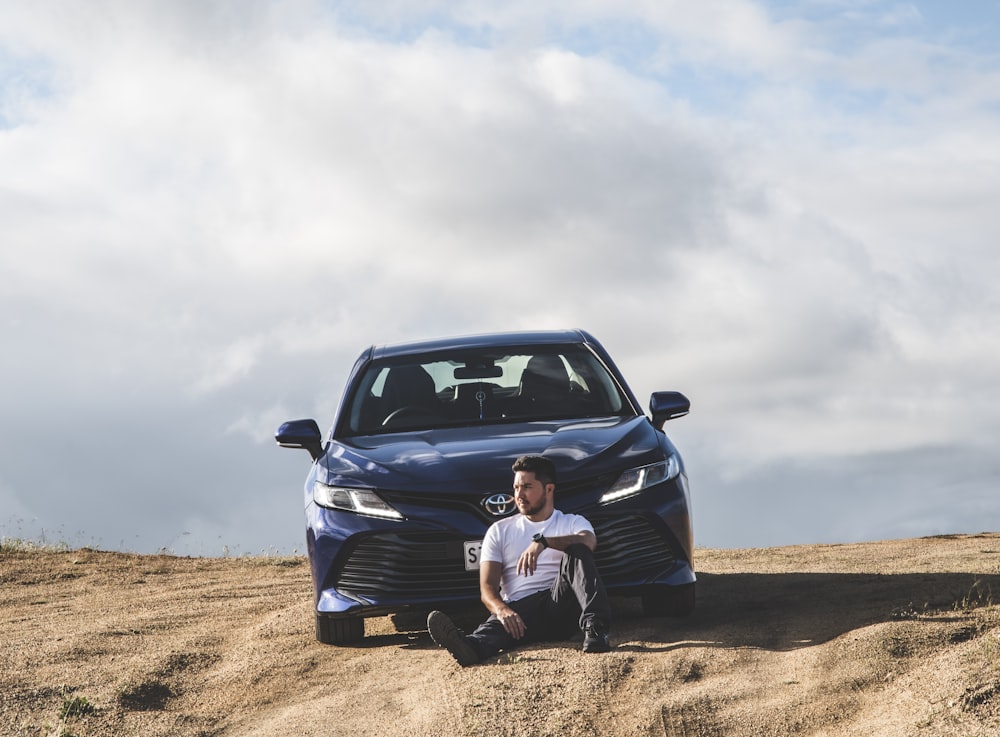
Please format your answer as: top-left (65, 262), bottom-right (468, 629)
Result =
top-left (310, 512), bottom-right (694, 618)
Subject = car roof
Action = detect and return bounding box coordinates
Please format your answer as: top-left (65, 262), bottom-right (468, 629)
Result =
top-left (370, 329), bottom-right (594, 359)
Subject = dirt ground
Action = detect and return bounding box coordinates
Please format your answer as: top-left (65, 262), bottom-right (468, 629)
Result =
top-left (3, 533), bottom-right (1000, 737)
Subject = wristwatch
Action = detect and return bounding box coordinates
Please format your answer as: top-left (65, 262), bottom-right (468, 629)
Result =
top-left (532, 532), bottom-right (549, 549)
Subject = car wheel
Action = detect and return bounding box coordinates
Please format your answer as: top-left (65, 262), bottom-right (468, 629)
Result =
top-left (315, 613), bottom-right (365, 645)
top-left (641, 583), bottom-right (695, 617)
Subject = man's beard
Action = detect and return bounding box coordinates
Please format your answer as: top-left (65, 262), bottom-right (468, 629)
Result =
top-left (517, 497), bottom-right (545, 517)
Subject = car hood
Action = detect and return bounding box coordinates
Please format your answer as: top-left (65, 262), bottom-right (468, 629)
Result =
top-left (321, 416), bottom-right (662, 492)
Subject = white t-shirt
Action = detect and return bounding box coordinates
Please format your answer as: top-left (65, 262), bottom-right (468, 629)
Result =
top-left (480, 509), bottom-right (595, 603)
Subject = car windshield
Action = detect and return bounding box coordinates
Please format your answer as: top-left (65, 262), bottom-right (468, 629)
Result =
top-left (341, 344), bottom-right (633, 435)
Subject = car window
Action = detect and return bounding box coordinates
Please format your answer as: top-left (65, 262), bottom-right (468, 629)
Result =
top-left (343, 345), bottom-right (631, 434)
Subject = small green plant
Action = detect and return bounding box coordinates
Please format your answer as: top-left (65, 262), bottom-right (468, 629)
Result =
top-left (49, 690), bottom-right (96, 737)
top-left (59, 694), bottom-right (95, 720)
top-left (498, 651), bottom-right (526, 665)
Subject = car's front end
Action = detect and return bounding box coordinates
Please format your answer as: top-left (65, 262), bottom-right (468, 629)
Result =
top-left (277, 330), bottom-right (694, 644)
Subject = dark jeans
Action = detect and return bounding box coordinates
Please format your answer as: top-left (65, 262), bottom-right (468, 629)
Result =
top-left (465, 543), bottom-right (611, 659)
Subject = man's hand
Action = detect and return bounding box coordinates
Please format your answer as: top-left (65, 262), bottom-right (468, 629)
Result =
top-left (496, 604), bottom-right (527, 639)
top-left (516, 540), bottom-right (546, 577)
top-left (480, 560), bottom-right (527, 639)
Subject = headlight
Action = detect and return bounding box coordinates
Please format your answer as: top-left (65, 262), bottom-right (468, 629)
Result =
top-left (312, 482), bottom-right (404, 520)
top-left (600, 457), bottom-right (680, 504)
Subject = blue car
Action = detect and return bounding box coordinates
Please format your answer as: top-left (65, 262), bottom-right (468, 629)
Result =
top-left (276, 329), bottom-right (694, 645)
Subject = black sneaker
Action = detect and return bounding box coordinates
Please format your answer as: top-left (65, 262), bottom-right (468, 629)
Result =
top-left (582, 621), bottom-right (611, 653)
top-left (427, 611), bottom-right (481, 667)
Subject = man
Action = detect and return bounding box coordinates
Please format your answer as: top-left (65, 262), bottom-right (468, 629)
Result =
top-left (427, 454), bottom-right (612, 666)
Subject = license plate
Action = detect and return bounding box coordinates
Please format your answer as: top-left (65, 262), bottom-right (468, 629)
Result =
top-left (463, 540), bottom-right (483, 571)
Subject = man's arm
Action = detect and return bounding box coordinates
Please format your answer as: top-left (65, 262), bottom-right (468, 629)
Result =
top-left (517, 529), bottom-right (596, 576)
top-left (542, 529), bottom-right (596, 552)
top-left (480, 560), bottom-right (527, 640)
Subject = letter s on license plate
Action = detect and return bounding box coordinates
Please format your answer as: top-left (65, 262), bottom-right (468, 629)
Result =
top-left (464, 540), bottom-right (482, 571)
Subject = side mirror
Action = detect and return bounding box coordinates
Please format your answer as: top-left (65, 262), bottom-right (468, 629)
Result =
top-left (650, 392), bottom-right (690, 428)
top-left (275, 419), bottom-right (324, 461)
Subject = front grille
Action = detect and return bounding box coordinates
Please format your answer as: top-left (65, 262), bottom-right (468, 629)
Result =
top-left (589, 515), bottom-right (677, 584)
top-left (336, 533), bottom-right (479, 600)
top-left (334, 515), bottom-right (675, 600)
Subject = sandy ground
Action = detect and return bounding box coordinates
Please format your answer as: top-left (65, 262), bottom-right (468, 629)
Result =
top-left (2, 533), bottom-right (1000, 737)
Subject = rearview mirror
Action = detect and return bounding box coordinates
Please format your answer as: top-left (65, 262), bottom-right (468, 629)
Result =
top-left (455, 365), bottom-right (503, 379)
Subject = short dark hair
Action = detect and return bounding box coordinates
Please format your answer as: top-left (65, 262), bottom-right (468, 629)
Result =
top-left (511, 455), bottom-right (557, 487)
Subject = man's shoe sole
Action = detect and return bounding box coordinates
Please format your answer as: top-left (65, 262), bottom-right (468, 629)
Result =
top-left (427, 611), bottom-right (480, 667)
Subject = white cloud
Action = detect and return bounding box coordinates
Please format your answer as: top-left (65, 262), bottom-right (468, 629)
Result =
top-left (0, 0), bottom-right (997, 551)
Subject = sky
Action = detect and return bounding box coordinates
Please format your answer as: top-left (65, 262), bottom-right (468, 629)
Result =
top-left (1, 0), bottom-right (998, 556)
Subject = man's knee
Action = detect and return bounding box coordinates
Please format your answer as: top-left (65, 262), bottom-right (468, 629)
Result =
top-left (560, 543), bottom-right (600, 577)
top-left (561, 543), bottom-right (601, 579)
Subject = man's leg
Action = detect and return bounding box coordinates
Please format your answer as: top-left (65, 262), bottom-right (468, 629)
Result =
top-left (464, 590), bottom-right (551, 652)
top-left (546, 543), bottom-right (612, 651)
top-left (429, 591), bottom-right (550, 666)
top-left (427, 611), bottom-right (482, 667)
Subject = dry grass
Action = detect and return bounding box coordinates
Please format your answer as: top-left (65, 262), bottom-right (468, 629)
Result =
top-left (2, 534), bottom-right (1000, 736)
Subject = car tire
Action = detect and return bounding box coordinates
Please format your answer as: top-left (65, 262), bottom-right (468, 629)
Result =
top-left (641, 583), bottom-right (695, 617)
top-left (315, 614), bottom-right (365, 645)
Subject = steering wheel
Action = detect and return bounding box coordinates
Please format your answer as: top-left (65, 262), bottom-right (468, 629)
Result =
top-left (381, 405), bottom-right (437, 428)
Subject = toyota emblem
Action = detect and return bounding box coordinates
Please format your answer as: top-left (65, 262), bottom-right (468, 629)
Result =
top-left (483, 492), bottom-right (515, 517)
